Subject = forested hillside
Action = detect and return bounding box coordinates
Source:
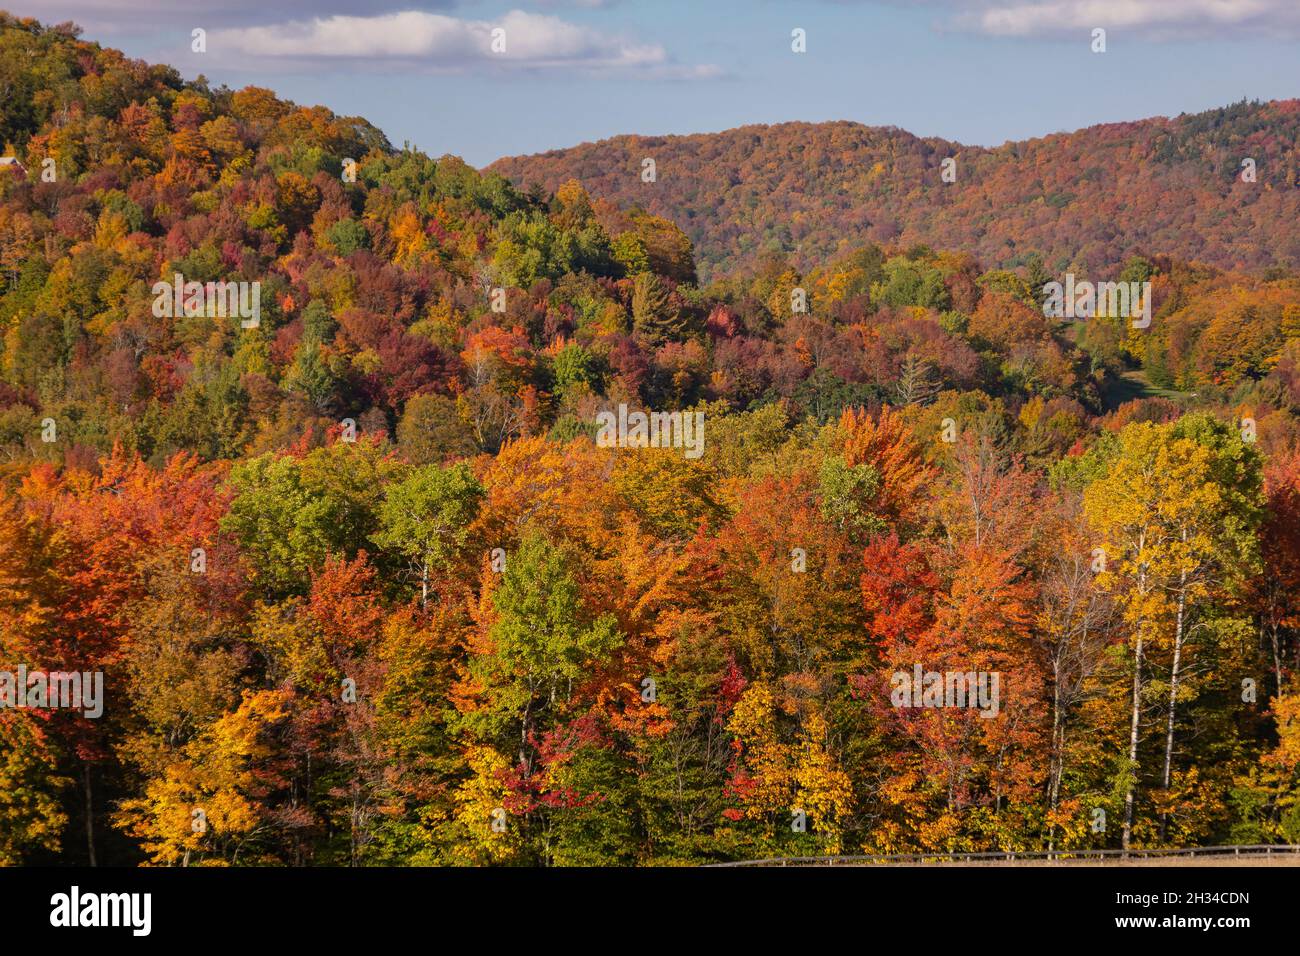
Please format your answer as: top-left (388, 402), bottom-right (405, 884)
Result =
top-left (490, 103), bottom-right (1300, 283)
top-left (2, 12), bottom-right (1300, 867)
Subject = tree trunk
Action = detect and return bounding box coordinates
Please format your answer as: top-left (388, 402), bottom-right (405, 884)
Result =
top-left (519, 686), bottom-right (534, 772)
top-left (351, 791), bottom-right (361, 867)
top-left (84, 762), bottom-right (97, 867)
top-left (1122, 633), bottom-right (1145, 854)
top-left (1160, 578), bottom-right (1187, 842)
top-left (1047, 658), bottom-right (1064, 854)
top-left (1269, 620), bottom-right (1283, 700)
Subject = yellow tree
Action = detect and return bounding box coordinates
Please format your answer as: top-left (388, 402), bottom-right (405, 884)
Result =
top-left (791, 710), bottom-right (854, 852)
top-left (726, 682), bottom-right (853, 853)
top-left (1083, 416), bottom-right (1261, 850)
top-left (116, 690), bottom-right (292, 866)
top-left (446, 745), bottom-right (527, 865)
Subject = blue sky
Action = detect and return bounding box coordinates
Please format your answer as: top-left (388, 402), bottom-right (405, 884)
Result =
top-left (24, 0), bottom-right (1300, 166)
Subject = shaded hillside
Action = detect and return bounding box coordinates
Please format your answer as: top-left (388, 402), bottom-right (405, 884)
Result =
top-left (489, 102), bottom-right (1300, 283)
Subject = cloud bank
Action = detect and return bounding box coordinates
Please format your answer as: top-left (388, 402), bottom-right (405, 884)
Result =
top-left (901, 0), bottom-right (1300, 40)
top-left (206, 8), bottom-right (717, 76)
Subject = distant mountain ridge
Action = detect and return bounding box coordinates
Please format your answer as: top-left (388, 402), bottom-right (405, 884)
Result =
top-left (488, 100), bottom-right (1300, 283)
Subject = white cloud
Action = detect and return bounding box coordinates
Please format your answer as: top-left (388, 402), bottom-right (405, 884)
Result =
top-left (971, 0), bottom-right (1299, 37)
top-left (531, 0), bottom-right (619, 8)
top-left (27, 1), bottom-right (454, 31)
top-left (209, 9), bottom-right (699, 73)
top-left (876, 0), bottom-right (1300, 39)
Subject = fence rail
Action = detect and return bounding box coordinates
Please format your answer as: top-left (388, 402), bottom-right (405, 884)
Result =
top-left (708, 844), bottom-right (1300, 867)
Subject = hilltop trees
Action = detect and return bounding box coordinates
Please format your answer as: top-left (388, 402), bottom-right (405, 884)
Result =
top-left (489, 103), bottom-right (1300, 283)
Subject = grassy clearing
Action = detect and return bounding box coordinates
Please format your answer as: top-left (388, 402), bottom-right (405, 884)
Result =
top-left (1101, 369), bottom-right (1197, 409)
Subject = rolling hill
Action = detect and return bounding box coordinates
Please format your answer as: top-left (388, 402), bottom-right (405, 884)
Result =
top-left (488, 101), bottom-right (1300, 283)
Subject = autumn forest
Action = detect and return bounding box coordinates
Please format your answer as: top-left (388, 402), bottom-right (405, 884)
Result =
top-left (3, 12), bottom-right (1300, 869)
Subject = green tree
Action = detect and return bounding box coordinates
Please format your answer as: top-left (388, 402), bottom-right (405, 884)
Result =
top-left (631, 272), bottom-right (688, 345)
top-left (461, 531), bottom-right (622, 771)
top-left (328, 218), bottom-right (370, 256)
top-left (396, 393), bottom-right (479, 464)
top-left (611, 231), bottom-right (650, 276)
top-left (221, 443), bottom-right (398, 596)
top-left (372, 463), bottom-right (483, 607)
top-left (817, 455), bottom-right (886, 542)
